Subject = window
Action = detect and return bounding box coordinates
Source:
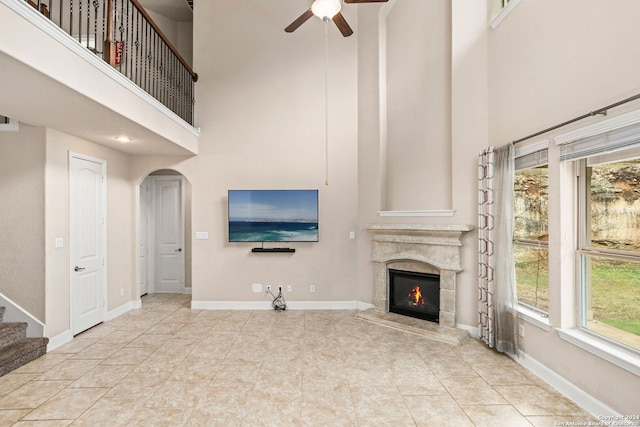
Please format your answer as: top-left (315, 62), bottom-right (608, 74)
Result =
top-left (490, 0), bottom-right (524, 29)
top-left (558, 117), bottom-right (640, 352)
top-left (0, 115), bottom-right (19, 132)
top-left (577, 156), bottom-right (640, 350)
top-left (514, 142), bottom-right (549, 315)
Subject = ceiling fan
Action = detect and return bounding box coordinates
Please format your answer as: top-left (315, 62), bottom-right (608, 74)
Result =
top-left (285, 0), bottom-right (389, 37)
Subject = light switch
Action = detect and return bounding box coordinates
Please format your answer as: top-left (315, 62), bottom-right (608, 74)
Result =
top-left (349, 231), bottom-right (355, 240)
top-left (55, 237), bottom-right (64, 248)
top-left (195, 231), bottom-right (209, 240)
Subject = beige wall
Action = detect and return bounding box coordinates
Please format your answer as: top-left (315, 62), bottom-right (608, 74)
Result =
top-left (385, 0), bottom-right (452, 211)
top-left (44, 129), bottom-right (133, 338)
top-left (146, 10), bottom-right (194, 67)
top-left (0, 125), bottom-right (46, 320)
top-left (488, 0), bottom-right (640, 414)
top-left (354, 0), bottom-right (488, 328)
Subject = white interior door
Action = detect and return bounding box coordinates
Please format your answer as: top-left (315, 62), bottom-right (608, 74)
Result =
top-left (69, 153), bottom-right (106, 335)
top-left (154, 177), bottom-right (184, 293)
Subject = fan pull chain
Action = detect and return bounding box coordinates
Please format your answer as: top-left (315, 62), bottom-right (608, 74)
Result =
top-left (324, 19), bottom-right (330, 186)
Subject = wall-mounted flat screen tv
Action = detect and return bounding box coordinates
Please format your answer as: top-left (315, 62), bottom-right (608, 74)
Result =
top-left (228, 190), bottom-right (319, 242)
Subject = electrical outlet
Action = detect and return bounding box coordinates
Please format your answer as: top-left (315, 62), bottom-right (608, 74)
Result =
top-left (120, 288), bottom-right (124, 297)
top-left (251, 283), bottom-right (262, 293)
top-left (310, 285), bottom-right (316, 293)
top-left (287, 285), bottom-right (292, 293)
top-left (266, 285), bottom-right (271, 293)
top-left (518, 324), bottom-right (525, 338)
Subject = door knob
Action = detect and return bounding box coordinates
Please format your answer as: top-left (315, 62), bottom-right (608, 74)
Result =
top-left (174, 248), bottom-right (182, 252)
top-left (74, 266), bottom-right (86, 272)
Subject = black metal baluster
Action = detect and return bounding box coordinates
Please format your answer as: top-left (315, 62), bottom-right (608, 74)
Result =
top-left (145, 24), bottom-right (150, 94)
top-left (134, 9), bottom-right (139, 87)
top-left (69, 0), bottom-right (73, 38)
top-left (85, 0), bottom-right (90, 49)
top-left (78, 0), bottom-right (82, 44)
top-left (123, 0), bottom-right (129, 78)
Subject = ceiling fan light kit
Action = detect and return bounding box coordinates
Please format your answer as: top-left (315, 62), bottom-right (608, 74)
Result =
top-left (285, 0), bottom-right (389, 37)
top-left (311, 0), bottom-right (342, 20)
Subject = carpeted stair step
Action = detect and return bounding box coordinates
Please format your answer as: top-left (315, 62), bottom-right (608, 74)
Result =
top-left (0, 322), bottom-right (28, 349)
top-left (0, 337), bottom-right (49, 377)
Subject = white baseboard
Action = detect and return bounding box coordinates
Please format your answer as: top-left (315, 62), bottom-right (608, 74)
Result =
top-left (47, 300), bottom-right (136, 351)
top-left (515, 350), bottom-right (622, 419)
top-left (106, 301), bottom-right (135, 321)
top-left (191, 300), bottom-right (373, 311)
top-left (47, 329), bottom-right (73, 352)
top-left (457, 323), bottom-right (479, 338)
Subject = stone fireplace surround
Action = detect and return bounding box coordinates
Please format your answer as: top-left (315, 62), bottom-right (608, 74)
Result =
top-left (358, 224), bottom-right (473, 345)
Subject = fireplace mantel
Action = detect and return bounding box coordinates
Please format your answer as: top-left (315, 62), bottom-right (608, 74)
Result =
top-left (367, 224), bottom-right (473, 272)
top-left (366, 223), bottom-right (474, 329)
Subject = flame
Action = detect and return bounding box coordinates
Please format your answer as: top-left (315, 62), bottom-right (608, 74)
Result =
top-left (408, 285), bottom-right (425, 307)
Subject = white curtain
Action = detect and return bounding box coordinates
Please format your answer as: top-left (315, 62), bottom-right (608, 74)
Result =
top-left (478, 144), bottom-right (518, 354)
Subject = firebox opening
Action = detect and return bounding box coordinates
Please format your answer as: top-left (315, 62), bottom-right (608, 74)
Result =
top-left (388, 269), bottom-right (440, 323)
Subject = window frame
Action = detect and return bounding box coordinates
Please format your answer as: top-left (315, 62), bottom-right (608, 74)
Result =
top-left (490, 0), bottom-right (525, 29)
top-left (555, 110), bottom-right (640, 375)
top-left (514, 140), bottom-right (551, 325)
top-left (575, 156), bottom-right (640, 351)
top-left (0, 116), bottom-right (19, 132)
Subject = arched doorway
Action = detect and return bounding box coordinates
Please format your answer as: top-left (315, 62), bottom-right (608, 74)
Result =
top-left (139, 169), bottom-right (192, 297)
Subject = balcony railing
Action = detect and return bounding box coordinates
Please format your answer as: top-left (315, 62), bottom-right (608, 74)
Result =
top-left (25, 0), bottom-right (197, 125)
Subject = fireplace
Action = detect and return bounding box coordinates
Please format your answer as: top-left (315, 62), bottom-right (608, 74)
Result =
top-left (389, 269), bottom-right (440, 323)
top-left (366, 224), bottom-right (473, 329)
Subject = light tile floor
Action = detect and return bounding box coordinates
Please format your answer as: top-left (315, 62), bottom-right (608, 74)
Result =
top-left (0, 294), bottom-right (597, 426)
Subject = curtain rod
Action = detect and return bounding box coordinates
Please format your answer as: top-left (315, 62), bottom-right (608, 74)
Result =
top-left (513, 93), bottom-right (640, 145)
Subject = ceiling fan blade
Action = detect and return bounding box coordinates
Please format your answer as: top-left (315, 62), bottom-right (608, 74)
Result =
top-left (285, 9), bottom-right (314, 33)
top-left (344, 0), bottom-right (389, 3)
top-left (332, 12), bottom-right (353, 37)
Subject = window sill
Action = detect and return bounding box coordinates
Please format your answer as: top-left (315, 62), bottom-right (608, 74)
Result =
top-left (557, 328), bottom-right (640, 376)
top-left (518, 305), bottom-right (551, 331)
top-left (490, 0), bottom-right (524, 29)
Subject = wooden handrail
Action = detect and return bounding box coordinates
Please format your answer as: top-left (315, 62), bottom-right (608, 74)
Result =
top-left (104, 0), bottom-right (198, 82)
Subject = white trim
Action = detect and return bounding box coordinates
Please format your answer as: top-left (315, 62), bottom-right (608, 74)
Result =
top-left (490, 0), bottom-right (524, 29)
top-left (514, 139), bottom-right (549, 158)
top-left (557, 328), bottom-right (640, 377)
top-left (48, 298), bottom-right (135, 351)
top-left (133, 298), bottom-right (142, 309)
top-left (1, 0), bottom-right (199, 138)
top-left (68, 151), bottom-right (108, 335)
top-left (554, 108), bottom-right (640, 146)
top-left (377, 210), bottom-right (456, 217)
top-left (46, 329), bottom-right (73, 352)
top-left (191, 300), bottom-right (371, 311)
top-left (0, 292), bottom-right (45, 337)
top-left (0, 117), bottom-right (19, 132)
top-left (518, 304), bottom-right (551, 331)
top-left (456, 323), bottom-right (479, 338)
top-left (106, 301), bottom-right (134, 321)
top-left (515, 350), bottom-right (627, 419)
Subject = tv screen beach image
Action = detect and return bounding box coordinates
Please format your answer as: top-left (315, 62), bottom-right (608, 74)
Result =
top-left (228, 190), bottom-right (319, 242)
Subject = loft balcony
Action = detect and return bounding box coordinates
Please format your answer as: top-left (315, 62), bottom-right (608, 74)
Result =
top-left (0, 0), bottom-right (198, 155)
